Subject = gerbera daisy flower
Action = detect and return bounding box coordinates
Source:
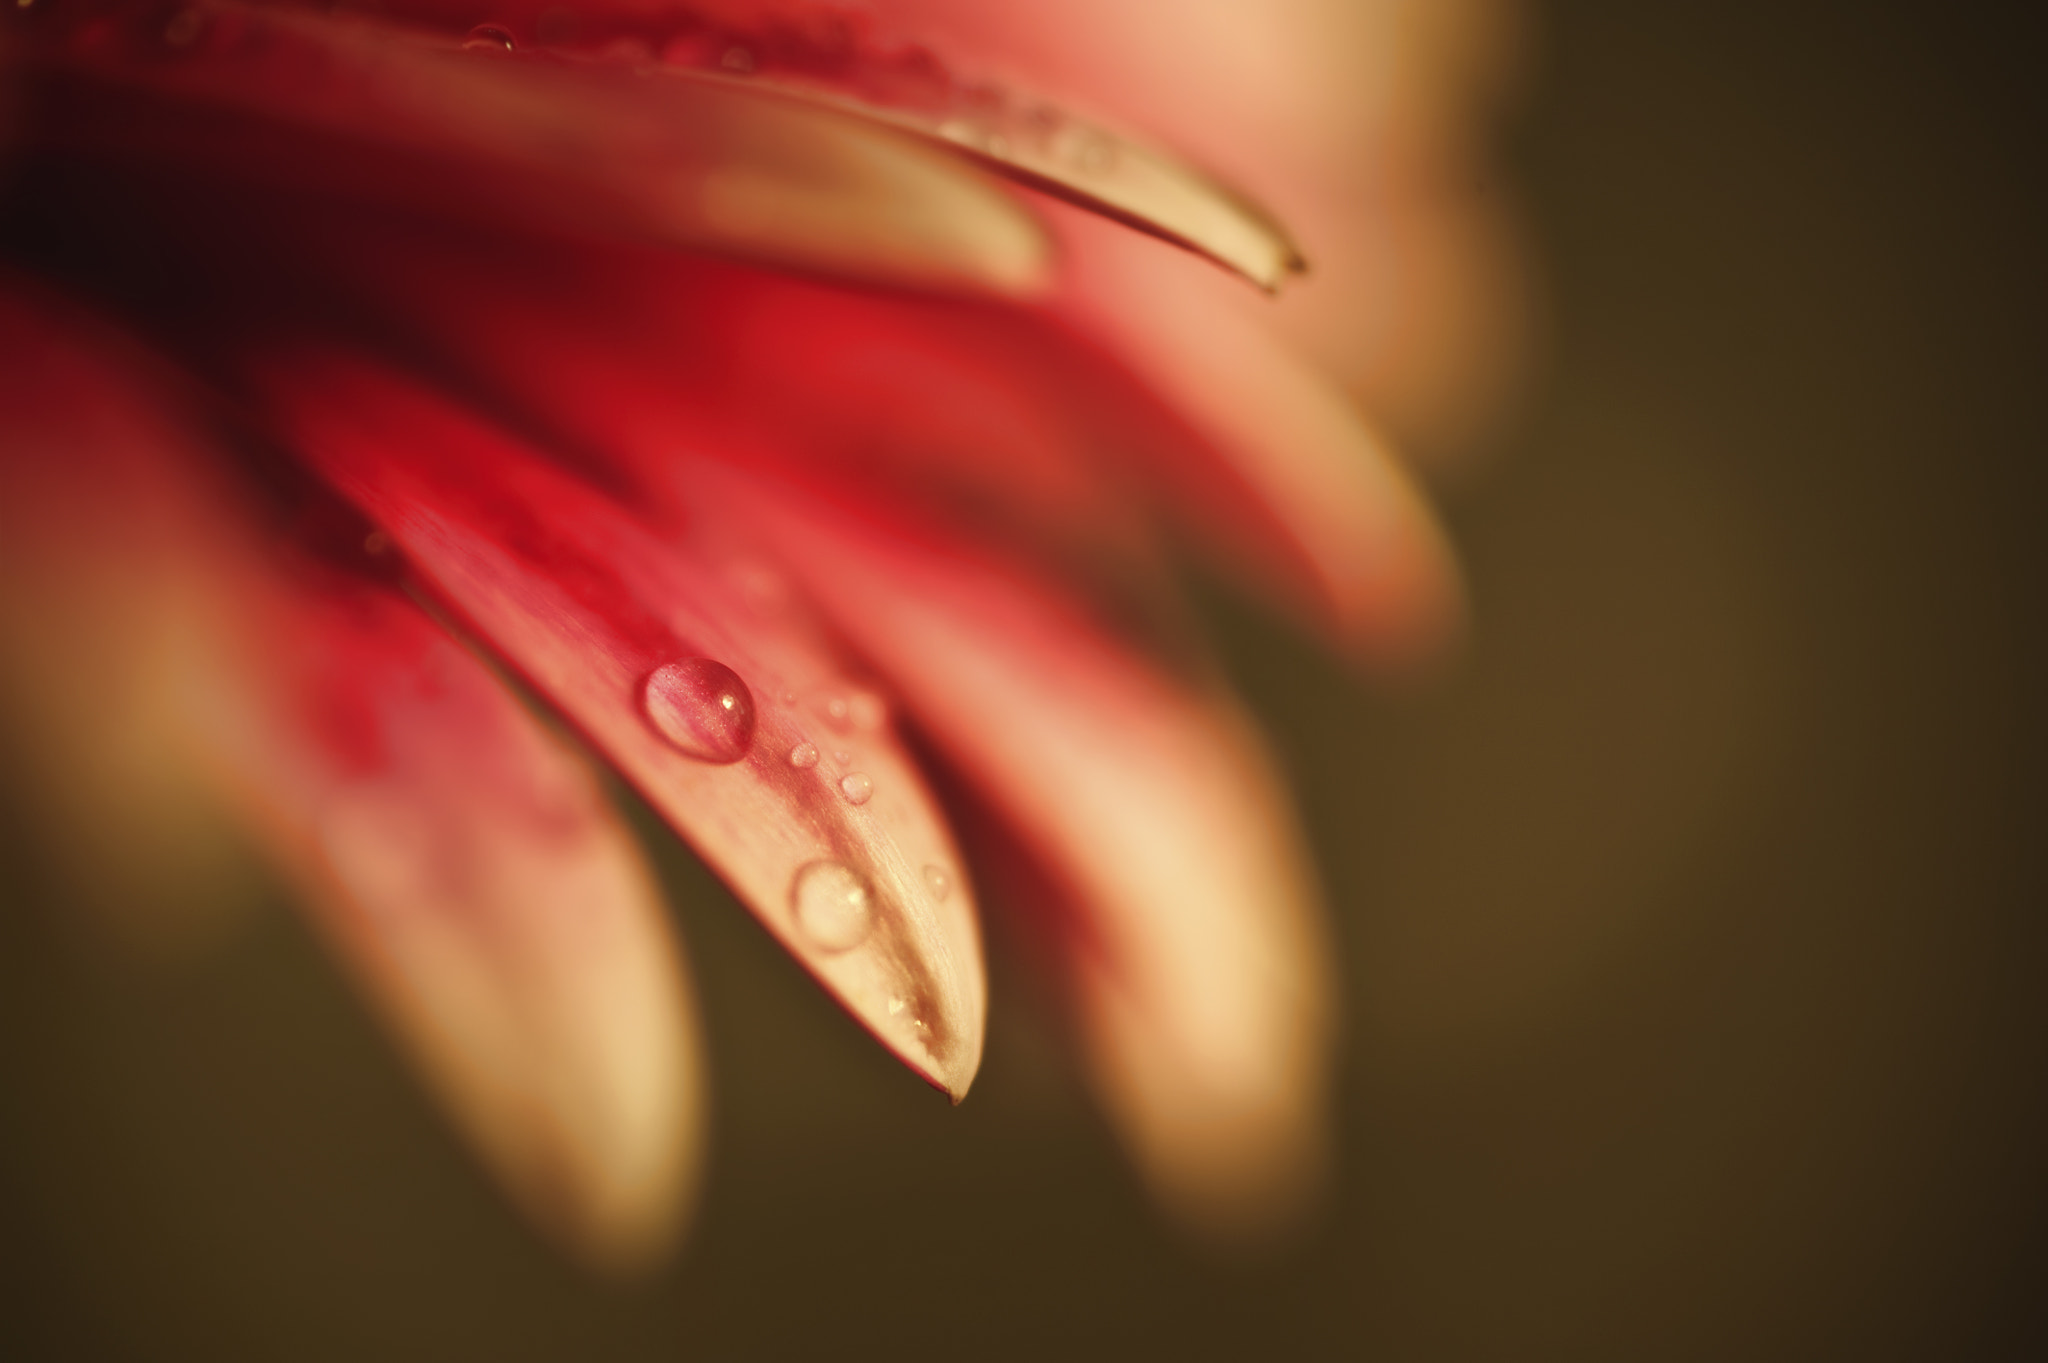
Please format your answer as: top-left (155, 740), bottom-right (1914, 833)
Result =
top-left (0, 0), bottom-right (1515, 1264)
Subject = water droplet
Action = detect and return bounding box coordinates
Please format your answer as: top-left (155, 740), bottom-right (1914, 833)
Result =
top-left (788, 741), bottom-right (819, 769)
top-left (780, 689), bottom-right (798, 705)
top-left (832, 750), bottom-right (851, 766)
top-left (846, 689), bottom-right (886, 731)
top-left (821, 692), bottom-right (852, 730)
top-left (362, 530), bottom-right (391, 556)
top-left (790, 860), bottom-right (872, 953)
top-left (464, 24), bottom-right (516, 52)
top-left (839, 772), bottom-right (873, 805)
top-left (922, 865), bottom-right (951, 901)
top-left (642, 658), bottom-right (755, 763)
top-left (720, 45), bottom-right (755, 74)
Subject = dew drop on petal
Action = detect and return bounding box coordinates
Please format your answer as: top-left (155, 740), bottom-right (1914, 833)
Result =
top-left (720, 45), bottom-right (755, 74)
top-left (839, 772), bottom-right (873, 805)
top-left (832, 750), bottom-right (851, 766)
top-left (821, 692), bottom-right (853, 731)
top-left (922, 865), bottom-right (951, 902)
top-left (790, 860), bottom-right (872, 953)
top-left (846, 689), bottom-right (886, 731)
top-left (789, 741), bottom-right (820, 769)
top-left (642, 658), bottom-right (756, 763)
top-left (464, 25), bottom-right (516, 52)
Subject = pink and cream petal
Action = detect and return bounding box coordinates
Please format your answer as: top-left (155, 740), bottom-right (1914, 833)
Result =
top-left (0, 279), bottom-right (707, 1264)
top-left (204, 572), bottom-right (707, 1270)
top-left (0, 277), bottom-right (261, 953)
top-left (692, 462), bottom-right (1334, 1237)
top-left (1048, 204), bottom-right (1464, 661)
top-left (245, 349), bottom-right (986, 1097)
top-left (14, 0), bottom-right (1047, 293)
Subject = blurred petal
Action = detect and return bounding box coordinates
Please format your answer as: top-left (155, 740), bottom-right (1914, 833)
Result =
top-left (16, 0), bottom-right (1047, 293)
top-left (1051, 206), bottom-right (1465, 661)
top-left (697, 462), bottom-right (1334, 1238)
top-left (247, 214), bottom-right (1443, 659)
top-left (204, 572), bottom-right (706, 1270)
top-left (0, 277), bottom-right (704, 1265)
top-left (247, 351), bottom-right (986, 1097)
top-left (0, 276), bottom-right (256, 952)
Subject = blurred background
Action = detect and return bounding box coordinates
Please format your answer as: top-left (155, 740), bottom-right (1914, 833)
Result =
top-left (3, 1), bottom-right (2043, 1358)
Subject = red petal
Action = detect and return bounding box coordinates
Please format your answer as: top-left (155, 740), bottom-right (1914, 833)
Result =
top-left (212, 570), bottom-right (708, 1270)
top-left (244, 349), bottom-right (987, 1097)
top-left (15, 0), bottom-right (1047, 292)
top-left (0, 278), bottom-right (707, 1263)
top-left (692, 461), bottom-right (1336, 1236)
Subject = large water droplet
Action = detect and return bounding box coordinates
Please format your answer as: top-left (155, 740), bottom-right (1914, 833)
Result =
top-left (790, 860), bottom-right (872, 953)
top-left (642, 658), bottom-right (756, 763)
top-left (789, 741), bottom-right (820, 769)
top-left (464, 24), bottom-right (516, 52)
top-left (922, 865), bottom-right (951, 902)
top-left (839, 772), bottom-right (873, 805)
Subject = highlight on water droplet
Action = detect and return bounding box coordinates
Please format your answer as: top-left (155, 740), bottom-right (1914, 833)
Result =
top-left (642, 657), bottom-right (756, 763)
top-left (790, 860), bottom-right (873, 953)
top-left (788, 741), bottom-right (820, 769)
top-left (922, 865), bottom-right (951, 902)
top-left (464, 24), bottom-right (516, 52)
top-left (838, 772), bottom-right (874, 805)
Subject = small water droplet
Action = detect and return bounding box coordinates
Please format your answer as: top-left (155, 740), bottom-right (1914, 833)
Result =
top-left (832, 750), bottom-right (851, 766)
top-left (922, 865), bottom-right (951, 901)
top-left (846, 689), bottom-right (886, 731)
top-left (839, 772), bottom-right (873, 805)
top-left (790, 860), bottom-right (872, 953)
top-left (642, 658), bottom-right (755, 763)
top-left (821, 692), bottom-right (852, 730)
top-left (464, 24), bottom-right (516, 52)
top-left (362, 530), bottom-right (391, 556)
top-left (720, 44), bottom-right (755, 73)
top-left (780, 689), bottom-right (798, 706)
top-left (788, 741), bottom-right (819, 769)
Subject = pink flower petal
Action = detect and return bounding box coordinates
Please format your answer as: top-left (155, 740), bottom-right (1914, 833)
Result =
top-left (245, 348), bottom-right (987, 1098)
top-left (16, 0), bottom-right (1047, 293)
top-left (1050, 204), bottom-right (1466, 661)
top-left (0, 280), bottom-right (706, 1265)
top-left (691, 460), bottom-right (1336, 1237)
top-left (212, 570), bottom-right (708, 1271)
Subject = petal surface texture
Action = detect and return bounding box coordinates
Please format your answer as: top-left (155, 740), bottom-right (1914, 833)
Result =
top-left (705, 468), bottom-right (1335, 1237)
top-left (248, 351), bottom-right (987, 1098)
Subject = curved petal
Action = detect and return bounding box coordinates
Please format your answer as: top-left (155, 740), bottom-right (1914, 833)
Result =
top-left (205, 569), bottom-right (707, 1271)
top-left (245, 349), bottom-right (986, 1097)
top-left (1049, 204), bottom-right (1465, 662)
top-left (0, 275), bottom-right (255, 951)
top-left (235, 211), bottom-right (1447, 657)
top-left (15, 0), bottom-right (1046, 293)
top-left (0, 278), bottom-right (706, 1265)
top-left (691, 460), bottom-right (1335, 1238)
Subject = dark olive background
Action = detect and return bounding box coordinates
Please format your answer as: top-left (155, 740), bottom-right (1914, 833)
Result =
top-left (4, 3), bottom-right (2044, 1359)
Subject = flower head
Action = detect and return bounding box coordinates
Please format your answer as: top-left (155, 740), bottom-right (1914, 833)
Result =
top-left (0, 0), bottom-right (1509, 1263)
